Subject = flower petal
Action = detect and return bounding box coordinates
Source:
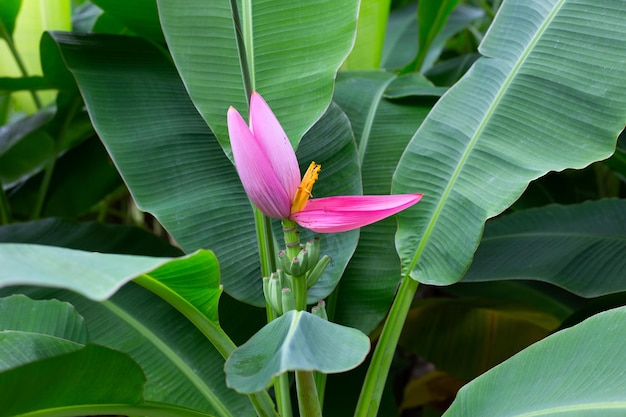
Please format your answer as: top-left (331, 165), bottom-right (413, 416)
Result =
top-left (249, 92), bottom-right (301, 202)
top-left (228, 106), bottom-right (292, 218)
top-left (291, 194), bottom-right (423, 233)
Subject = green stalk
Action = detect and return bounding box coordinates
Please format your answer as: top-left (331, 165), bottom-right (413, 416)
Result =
top-left (312, 284), bottom-right (340, 407)
top-left (281, 219), bottom-right (307, 310)
top-left (254, 208), bottom-right (292, 417)
top-left (31, 96), bottom-right (81, 219)
top-left (296, 371), bottom-right (322, 417)
top-left (353, 276), bottom-right (419, 417)
top-left (0, 21), bottom-right (42, 109)
top-left (254, 206), bottom-right (277, 275)
top-left (230, 0), bottom-right (253, 101)
top-left (281, 220), bottom-right (323, 415)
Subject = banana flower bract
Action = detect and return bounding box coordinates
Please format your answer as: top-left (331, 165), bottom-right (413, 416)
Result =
top-left (227, 92), bottom-right (422, 233)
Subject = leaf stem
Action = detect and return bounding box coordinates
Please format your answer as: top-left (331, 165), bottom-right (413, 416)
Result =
top-left (254, 206), bottom-right (277, 276)
top-left (296, 371), bottom-right (322, 417)
top-left (31, 96), bottom-right (81, 219)
top-left (230, 0), bottom-right (254, 99)
top-left (353, 276), bottom-right (418, 417)
top-left (0, 21), bottom-right (43, 109)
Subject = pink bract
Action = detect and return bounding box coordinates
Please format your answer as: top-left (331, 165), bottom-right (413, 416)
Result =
top-left (227, 92), bottom-right (422, 232)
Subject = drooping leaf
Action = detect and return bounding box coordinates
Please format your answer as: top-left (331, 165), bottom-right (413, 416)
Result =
top-left (393, 0), bottom-right (626, 286)
top-left (157, 0), bottom-right (359, 151)
top-left (0, 108), bottom-right (54, 157)
top-left (4, 284), bottom-right (255, 416)
top-left (0, 294), bottom-right (87, 343)
top-left (0, 344), bottom-right (146, 417)
top-left (0, 243), bottom-right (214, 302)
top-left (225, 310), bottom-right (370, 394)
top-left (462, 199), bottom-right (626, 297)
top-left (0, 294), bottom-right (87, 371)
top-left (444, 306), bottom-right (626, 416)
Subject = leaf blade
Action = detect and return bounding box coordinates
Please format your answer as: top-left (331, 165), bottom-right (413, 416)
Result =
top-left (393, 0), bottom-right (626, 285)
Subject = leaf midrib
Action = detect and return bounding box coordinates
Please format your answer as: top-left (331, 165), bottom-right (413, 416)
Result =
top-left (481, 231), bottom-right (626, 242)
top-left (404, 0), bottom-right (565, 279)
top-left (513, 400), bottom-right (626, 417)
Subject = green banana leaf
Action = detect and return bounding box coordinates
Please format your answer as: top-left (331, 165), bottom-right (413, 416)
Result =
top-left (0, 344), bottom-right (147, 417)
top-left (4, 284), bottom-right (253, 416)
top-left (0, 243), bottom-right (218, 303)
top-left (393, 0), bottom-right (626, 286)
top-left (462, 199), bottom-right (626, 297)
top-left (444, 306), bottom-right (626, 416)
top-left (342, 0), bottom-right (391, 70)
top-left (225, 310), bottom-right (370, 394)
top-left (0, 295), bottom-right (87, 371)
top-left (157, 0), bottom-right (359, 151)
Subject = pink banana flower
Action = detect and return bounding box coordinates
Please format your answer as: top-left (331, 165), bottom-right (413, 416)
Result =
top-left (227, 92), bottom-right (422, 233)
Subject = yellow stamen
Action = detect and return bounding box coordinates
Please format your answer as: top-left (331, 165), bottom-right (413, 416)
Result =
top-left (291, 161), bottom-right (321, 214)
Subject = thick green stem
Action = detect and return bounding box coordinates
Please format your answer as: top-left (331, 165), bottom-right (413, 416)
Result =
top-left (353, 276), bottom-right (419, 417)
top-left (274, 371), bottom-right (293, 417)
top-left (253, 210), bottom-right (294, 417)
top-left (281, 219), bottom-right (301, 258)
top-left (296, 371), bottom-right (322, 417)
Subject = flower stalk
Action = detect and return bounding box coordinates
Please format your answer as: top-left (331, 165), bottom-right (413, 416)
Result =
top-left (227, 91), bottom-right (422, 417)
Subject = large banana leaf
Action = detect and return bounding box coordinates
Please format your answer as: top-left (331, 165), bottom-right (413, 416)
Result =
top-left (50, 32), bottom-right (360, 306)
top-left (157, 0), bottom-right (359, 151)
top-left (0, 344), bottom-right (147, 417)
top-left (393, 0), bottom-right (626, 285)
top-left (444, 306), bottom-right (626, 416)
top-left (462, 199), bottom-right (626, 297)
top-left (3, 284), bottom-right (252, 416)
